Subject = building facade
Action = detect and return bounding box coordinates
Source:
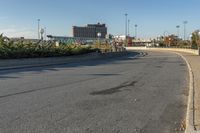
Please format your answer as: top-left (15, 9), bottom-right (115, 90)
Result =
top-left (73, 23), bottom-right (107, 38)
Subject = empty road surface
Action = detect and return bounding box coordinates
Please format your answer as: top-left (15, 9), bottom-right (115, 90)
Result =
top-left (0, 51), bottom-right (188, 133)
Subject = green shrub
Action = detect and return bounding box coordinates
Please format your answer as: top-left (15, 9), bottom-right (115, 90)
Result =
top-left (0, 35), bottom-right (97, 59)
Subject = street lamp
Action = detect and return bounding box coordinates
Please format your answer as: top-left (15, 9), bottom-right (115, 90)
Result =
top-left (97, 32), bottom-right (101, 38)
top-left (97, 32), bottom-right (101, 48)
top-left (128, 19), bottom-right (130, 36)
top-left (134, 24), bottom-right (138, 40)
top-left (125, 13), bottom-right (128, 47)
top-left (40, 28), bottom-right (44, 40)
top-left (176, 25), bottom-right (180, 38)
top-left (44, 27), bottom-right (47, 41)
top-left (183, 21), bottom-right (188, 41)
top-left (37, 19), bottom-right (40, 40)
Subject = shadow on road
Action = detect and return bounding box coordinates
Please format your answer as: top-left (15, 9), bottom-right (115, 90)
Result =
top-left (90, 80), bottom-right (137, 95)
top-left (0, 51), bottom-right (146, 79)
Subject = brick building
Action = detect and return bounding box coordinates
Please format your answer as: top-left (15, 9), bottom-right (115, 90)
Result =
top-left (73, 23), bottom-right (107, 38)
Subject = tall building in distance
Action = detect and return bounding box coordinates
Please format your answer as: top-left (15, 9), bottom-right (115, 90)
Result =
top-left (73, 23), bottom-right (107, 38)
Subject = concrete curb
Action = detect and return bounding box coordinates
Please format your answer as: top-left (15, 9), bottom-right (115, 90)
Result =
top-left (174, 52), bottom-right (197, 133)
top-left (0, 52), bottom-right (129, 71)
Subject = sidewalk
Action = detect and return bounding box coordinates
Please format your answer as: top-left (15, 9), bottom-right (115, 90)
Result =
top-left (179, 52), bottom-right (200, 132)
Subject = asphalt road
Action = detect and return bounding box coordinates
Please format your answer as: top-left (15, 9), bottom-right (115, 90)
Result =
top-left (0, 51), bottom-right (188, 133)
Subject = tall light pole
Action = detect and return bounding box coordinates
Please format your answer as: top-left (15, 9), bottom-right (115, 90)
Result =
top-left (125, 13), bottom-right (128, 46)
top-left (37, 19), bottom-right (40, 40)
top-left (176, 25), bottom-right (180, 38)
top-left (134, 24), bottom-right (138, 39)
top-left (44, 27), bottom-right (47, 41)
top-left (128, 19), bottom-right (130, 36)
top-left (183, 21), bottom-right (188, 41)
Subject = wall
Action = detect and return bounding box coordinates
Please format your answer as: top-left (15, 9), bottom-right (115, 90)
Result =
top-left (126, 47), bottom-right (200, 55)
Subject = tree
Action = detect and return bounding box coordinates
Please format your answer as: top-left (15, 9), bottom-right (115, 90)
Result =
top-left (191, 30), bottom-right (200, 49)
top-left (163, 35), bottom-right (179, 46)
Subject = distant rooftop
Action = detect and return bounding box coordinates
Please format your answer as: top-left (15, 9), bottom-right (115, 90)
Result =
top-left (73, 23), bottom-right (106, 28)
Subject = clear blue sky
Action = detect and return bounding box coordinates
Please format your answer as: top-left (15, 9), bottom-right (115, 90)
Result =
top-left (0, 0), bottom-right (199, 39)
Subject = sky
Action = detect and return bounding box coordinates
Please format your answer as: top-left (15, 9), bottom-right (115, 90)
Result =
top-left (0, 0), bottom-right (200, 39)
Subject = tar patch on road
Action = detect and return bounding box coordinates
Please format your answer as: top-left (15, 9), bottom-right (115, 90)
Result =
top-left (88, 74), bottom-right (120, 76)
top-left (179, 63), bottom-right (186, 66)
top-left (90, 81), bottom-right (137, 95)
top-left (156, 65), bottom-right (163, 68)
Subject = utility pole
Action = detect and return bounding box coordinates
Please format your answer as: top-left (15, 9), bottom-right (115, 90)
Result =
top-left (37, 19), bottom-right (40, 40)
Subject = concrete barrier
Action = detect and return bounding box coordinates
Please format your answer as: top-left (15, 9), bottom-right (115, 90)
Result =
top-left (0, 52), bottom-right (128, 70)
top-left (126, 47), bottom-right (200, 55)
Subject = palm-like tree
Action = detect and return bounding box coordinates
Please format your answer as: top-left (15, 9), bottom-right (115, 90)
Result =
top-left (191, 30), bottom-right (200, 48)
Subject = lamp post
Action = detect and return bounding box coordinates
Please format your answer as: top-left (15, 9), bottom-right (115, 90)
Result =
top-left (128, 19), bottom-right (130, 36)
top-left (97, 32), bottom-right (101, 48)
top-left (134, 24), bottom-right (138, 40)
top-left (37, 19), bottom-right (40, 40)
top-left (40, 28), bottom-right (44, 41)
top-left (44, 27), bottom-right (47, 41)
top-left (125, 13), bottom-right (128, 47)
top-left (176, 25), bottom-right (180, 38)
top-left (183, 21), bottom-right (188, 41)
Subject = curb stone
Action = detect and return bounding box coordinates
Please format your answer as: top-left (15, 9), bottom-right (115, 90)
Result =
top-left (174, 52), bottom-right (197, 133)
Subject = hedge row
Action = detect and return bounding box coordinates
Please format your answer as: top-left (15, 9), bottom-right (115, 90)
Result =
top-left (0, 35), bottom-right (97, 59)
